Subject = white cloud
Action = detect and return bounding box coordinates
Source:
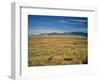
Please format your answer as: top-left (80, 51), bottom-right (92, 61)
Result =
top-left (68, 19), bottom-right (87, 23)
top-left (56, 18), bottom-right (87, 24)
top-left (56, 20), bottom-right (68, 23)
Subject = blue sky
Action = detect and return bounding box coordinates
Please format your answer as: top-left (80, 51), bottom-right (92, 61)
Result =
top-left (28, 15), bottom-right (88, 35)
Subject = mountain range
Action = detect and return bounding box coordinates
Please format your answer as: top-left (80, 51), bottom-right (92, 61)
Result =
top-left (38, 32), bottom-right (88, 37)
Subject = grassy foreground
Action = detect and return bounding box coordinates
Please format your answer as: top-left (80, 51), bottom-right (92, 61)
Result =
top-left (28, 35), bottom-right (88, 66)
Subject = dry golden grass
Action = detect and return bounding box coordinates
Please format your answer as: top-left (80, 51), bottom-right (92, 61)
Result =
top-left (28, 35), bottom-right (88, 66)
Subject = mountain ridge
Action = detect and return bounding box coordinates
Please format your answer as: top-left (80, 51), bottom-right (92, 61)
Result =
top-left (37, 32), bottom-right (88, 37)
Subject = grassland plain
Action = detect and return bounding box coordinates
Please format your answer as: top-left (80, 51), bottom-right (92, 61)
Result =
top-left (28, 35), bottom-right (88, 66)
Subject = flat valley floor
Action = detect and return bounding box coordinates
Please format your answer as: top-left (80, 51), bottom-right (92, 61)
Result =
top-left (28, 35), bottom-right (88, 66)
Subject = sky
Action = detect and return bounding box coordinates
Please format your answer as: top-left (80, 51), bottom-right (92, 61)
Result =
top-left (28, 15), bottom-right (88, 35)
